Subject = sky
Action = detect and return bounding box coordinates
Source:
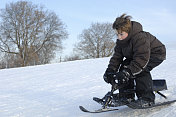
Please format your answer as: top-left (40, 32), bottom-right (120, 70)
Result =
top-left (0, 0), bottom-right (176, 59)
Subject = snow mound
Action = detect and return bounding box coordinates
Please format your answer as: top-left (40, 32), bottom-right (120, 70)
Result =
top-left (0, 50), bottom-right (176, 117)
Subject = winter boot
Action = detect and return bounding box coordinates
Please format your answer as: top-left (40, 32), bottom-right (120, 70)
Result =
top-left (129, 97), bottom-right (155, 108)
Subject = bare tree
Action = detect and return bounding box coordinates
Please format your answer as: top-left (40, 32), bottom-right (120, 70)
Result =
top-left (64, 54), bottom-right (81, 62)
top-left (0, 1), bottom-right (68, 67)
top-left (74, 22), bottom-right (116, 58)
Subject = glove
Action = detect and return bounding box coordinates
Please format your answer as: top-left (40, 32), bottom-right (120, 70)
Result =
top-left (103, 68), bottom-right (115, 84)
top-left (115, 68), bottom-right (132, 84)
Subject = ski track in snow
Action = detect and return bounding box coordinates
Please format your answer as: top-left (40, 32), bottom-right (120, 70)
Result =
top-left (0, 49), bottom-right (176, 117)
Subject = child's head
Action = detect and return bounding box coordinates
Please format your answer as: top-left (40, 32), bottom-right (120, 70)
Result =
top-left (113, 14), bottom-right (132, 34)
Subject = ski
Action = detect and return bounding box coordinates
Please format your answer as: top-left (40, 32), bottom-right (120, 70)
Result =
top-left (79, 106), bottom-right (119, 113)
top-left (79, 99), bottom-right (176, 113)
top-left (127, 99), bottom-right (176, 109)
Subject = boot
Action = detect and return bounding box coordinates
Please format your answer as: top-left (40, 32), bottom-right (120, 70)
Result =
top-left (130, 97), bottom-right (155, 108)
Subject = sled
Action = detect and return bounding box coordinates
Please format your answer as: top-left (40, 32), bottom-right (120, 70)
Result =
top-left (79, 79), bottom-right (176, 113)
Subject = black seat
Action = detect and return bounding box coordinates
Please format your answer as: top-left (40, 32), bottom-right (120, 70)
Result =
top-left (153, 79), bottom-right (167, 91)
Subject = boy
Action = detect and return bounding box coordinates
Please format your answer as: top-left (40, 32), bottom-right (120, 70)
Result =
top-left (103, 14), bottom-right (166, 107)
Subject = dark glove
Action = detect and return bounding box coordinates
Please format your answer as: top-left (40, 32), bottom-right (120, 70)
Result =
top-left (115, 68), bottom-right (132, 84)
top-left (103, 68), bottom-right (115, 84)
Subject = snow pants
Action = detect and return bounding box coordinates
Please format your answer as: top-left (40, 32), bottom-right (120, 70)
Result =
top-left (119, 58), bottom-right (163, 101)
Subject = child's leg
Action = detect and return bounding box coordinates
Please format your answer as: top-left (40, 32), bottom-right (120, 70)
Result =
top-left (135, 71), bottom-right (155, 102)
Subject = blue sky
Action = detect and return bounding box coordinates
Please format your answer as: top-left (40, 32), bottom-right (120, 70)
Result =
top-left (0, 0), bottom-right (176, 57)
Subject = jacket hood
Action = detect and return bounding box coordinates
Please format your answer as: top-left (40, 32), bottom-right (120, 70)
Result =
top-left (130, 21), bottom-right (143, 37)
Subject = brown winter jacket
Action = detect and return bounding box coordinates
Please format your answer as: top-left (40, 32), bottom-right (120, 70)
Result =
top-left (108, 21), bottom-right (166, 76)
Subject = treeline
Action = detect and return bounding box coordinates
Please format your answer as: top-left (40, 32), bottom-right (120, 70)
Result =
top-left (0, 1), bottom-right (116, 69)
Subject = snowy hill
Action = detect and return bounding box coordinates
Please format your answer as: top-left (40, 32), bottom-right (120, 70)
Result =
top-left (1, 50), bottom-right (176, 117)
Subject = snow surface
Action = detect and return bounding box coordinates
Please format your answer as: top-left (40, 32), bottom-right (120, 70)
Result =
top-left (1, 49), bottom-right (176, 117)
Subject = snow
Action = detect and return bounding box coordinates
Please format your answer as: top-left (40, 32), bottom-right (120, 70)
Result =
top-left (1, 49), bottom-right (176, 117)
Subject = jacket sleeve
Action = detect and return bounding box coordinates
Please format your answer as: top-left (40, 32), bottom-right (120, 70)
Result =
top-left (108, 43), bottom-right (123, 72)
top-left (126, 34), bottom-right (150, 75)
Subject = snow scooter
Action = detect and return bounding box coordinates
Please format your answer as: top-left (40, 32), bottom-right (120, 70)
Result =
top-left (79, 77), bottom-right (176, 113)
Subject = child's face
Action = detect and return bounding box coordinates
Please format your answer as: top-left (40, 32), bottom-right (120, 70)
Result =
top-left (116, 31), bottom-right (128, 40)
